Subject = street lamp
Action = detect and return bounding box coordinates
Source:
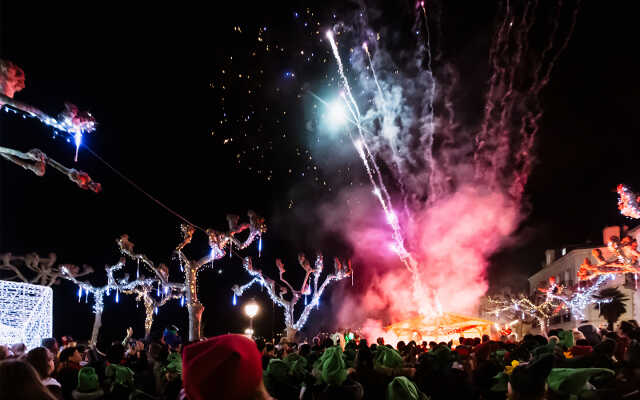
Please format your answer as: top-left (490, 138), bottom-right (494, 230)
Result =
top-left (244, 299), bottom-right (259, 336)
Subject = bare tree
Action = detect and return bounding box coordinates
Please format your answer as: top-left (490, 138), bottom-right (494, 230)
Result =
top-left (232, 253), bottom-right (352, 341)
top-left (60, 258), bottom-right (185, 345)
top-left (1, 252), bottom-right (92, 286)
top-left (119, 211), bottom-right (265, 341)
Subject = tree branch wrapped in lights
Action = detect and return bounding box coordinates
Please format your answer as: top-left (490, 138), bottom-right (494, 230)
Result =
top-left (119, 211), bottom-right (265, 341)
top-left (486, 292), bottom-right (555, 335)
top-left (578, 235), bottom-right (640, 281)
top-left (232, 253), bottom-right (352, 341)
top-left (1, 252), bottom-right (93, 286)
top-left (1, 59), bottom-right (96, 162)
top-left (539, 276), bottom-right (613, 322)
top-left (60, 258), bottom-right (186, 345)
top-left (0, 146), bottom-right (101, 193)
top-left (617, 184), bottom-right (640, 219)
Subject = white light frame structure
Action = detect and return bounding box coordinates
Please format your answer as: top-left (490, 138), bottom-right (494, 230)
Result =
top-left (0, 280), bottom-right (52, 349)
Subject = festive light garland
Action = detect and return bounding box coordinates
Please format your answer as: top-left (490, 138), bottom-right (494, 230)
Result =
top-left (0, 280), bottom-right (52, 349)
top-left (488, 272), bottom-right (615, 332)
top-left (617, 184), bottom-right (640, 219)
top-left (578, 236), bottom-right (640, 281)
top-left (232, 254), bottom-right (352, 335)
top-left (61, 258), bottom-right (186, 343)
top-left (486, 293), bottom-right (555, 333)
top-left (1, 59), bottom-right (95, 162)
top-left (118, 211), bottom-right (265, 342)
top-left (538, 276), bottom-right (613, 322)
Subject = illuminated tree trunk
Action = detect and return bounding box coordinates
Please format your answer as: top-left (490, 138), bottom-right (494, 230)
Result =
top-left (286, 327), bottom-right (297, 342)
top-left (185, 264), bottom-right (203, 341)
top-left (143, 296), bottom-right (155, 338)
top-left (90, 309), bottom-right (102, 347)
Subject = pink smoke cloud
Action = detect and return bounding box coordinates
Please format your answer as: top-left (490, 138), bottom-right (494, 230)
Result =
top-left (328, 185), bottom-right (521, 342)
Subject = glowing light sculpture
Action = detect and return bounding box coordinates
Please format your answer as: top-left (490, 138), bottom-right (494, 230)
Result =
top-left (232, 253), bottom-right (352, 341)
top-left (0, 280), bottom-right (52, 349)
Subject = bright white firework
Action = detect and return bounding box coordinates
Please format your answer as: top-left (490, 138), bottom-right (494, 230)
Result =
top-left (326, 99), bottom-right (347, 129)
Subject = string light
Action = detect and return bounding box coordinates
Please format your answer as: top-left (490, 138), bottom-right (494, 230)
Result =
top-left (232, 254), bottom-right (351, 331)
top-left (617, 184), bottom-right (640, 219)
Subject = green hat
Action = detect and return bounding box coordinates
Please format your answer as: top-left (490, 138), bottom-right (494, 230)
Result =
top-left (343, 348), bottom-right (356, 368)
top-left (105, 364), bottom-right (135, 389)
top-left (284, 353), bottom-right (307, 381)
top-left (264, 358), bottom-right (292, 392)
top-left (76, 367), bottom-right (100, 393)
top-left (266, 359), bottom-right (290, 383)
top-left (510, 354), bottom-right (554, 395)
top-left (547, 368), bottom-right (614, 397)
top-left (557, 331), bottom-right (574, 349)
top-left (375, 345), bottom-right (404, 369)
top-left (163, 352), bottom-right (183, 376)
top-left (490, 372), bottom-right (509, 392)
top-left (423, 345), bottom-right (455, 373)
top-left (491, 349), bottom-right (507, 364)
top-left (318, 346), bottom-right (347, 386)
top-left (386, 376), bottom-right (427, 400)
top-left (532, 337), bottom-right (558, 358)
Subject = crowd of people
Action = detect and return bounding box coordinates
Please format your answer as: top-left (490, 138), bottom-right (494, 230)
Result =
top-left (0, 319), bottom-right (638, 400)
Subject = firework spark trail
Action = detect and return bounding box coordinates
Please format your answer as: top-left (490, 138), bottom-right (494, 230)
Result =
top-left (327, 31), bottom-right (420, 280)
top-left (362, 43), bottom-right (386, 105)
top-left (474, 0), bottom-right (512, 180)
top-left (418, 1), bottom-right (433, 72)
top-left (327, 32), bottom-right (396, 226)
top-left (327, 31), bottom-right (446, 319)
top-left (490, 1), bottom-right (537, 187)
top-left (412, 1), bottom-right (439, 206)
top-left (512, 0), bottom-right (580, 197)
top-left (361, 42), bottom-right (415, 222)
top-left (327, 32), bottom-right (362, 123)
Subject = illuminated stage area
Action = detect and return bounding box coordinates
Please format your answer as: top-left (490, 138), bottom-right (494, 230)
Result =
top-left (383, 313), bottom-right (494, 344)
top-left (0, 281), bottom-right (52, 349)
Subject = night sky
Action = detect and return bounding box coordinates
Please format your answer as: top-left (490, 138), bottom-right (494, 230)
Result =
top-left (1, 1), bottom-right (639, 346)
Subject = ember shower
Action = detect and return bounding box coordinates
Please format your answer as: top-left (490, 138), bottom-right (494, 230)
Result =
top-left (321, 1), bottom-right (580, 337)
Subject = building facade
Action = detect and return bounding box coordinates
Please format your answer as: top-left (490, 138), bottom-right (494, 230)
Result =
top-left (527, 226), bottom-right (640, 331)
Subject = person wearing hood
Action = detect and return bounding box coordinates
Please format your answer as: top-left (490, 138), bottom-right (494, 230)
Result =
top-left (350, 346), bottom-right (391, 400)
top-left (71, 367), bottom-right (104, 400)
top-left (386, 376), bottom-right (428, 400)
top-left (577, 324), bottom-right (601, 347)
top-left (508, 353), bottom-right (554, 400)
top-left (546, 368), bottom-right (614, 400)
top-left (263, 358), bottom-right (300, 400)
top-left (302, 346), bottom-right (364, 400)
